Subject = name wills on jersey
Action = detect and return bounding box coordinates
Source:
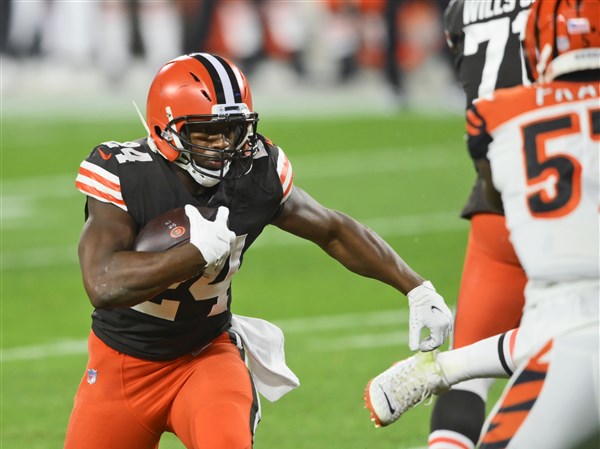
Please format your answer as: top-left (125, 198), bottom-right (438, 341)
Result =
top-left (463, 0), bottom-right (533, 25)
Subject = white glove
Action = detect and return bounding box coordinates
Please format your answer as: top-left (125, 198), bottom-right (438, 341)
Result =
top-left (185, 205), bottom-right (236, 277)
top-left (407, 281), bottom-right (453, 352)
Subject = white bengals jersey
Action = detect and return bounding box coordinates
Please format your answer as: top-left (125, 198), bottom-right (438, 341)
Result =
top-left (467, 81), bottom-right (600, 282)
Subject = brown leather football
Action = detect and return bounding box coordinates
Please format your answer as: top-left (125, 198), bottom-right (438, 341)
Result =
top-left (133, 206), bottom-right (217, 252)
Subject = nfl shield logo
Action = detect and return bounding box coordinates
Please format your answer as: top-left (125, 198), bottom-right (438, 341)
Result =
top-left (87, 369), bottom-right (98, 385)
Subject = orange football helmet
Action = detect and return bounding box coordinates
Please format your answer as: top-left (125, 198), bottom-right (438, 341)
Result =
top-left (146, 53), bottom-right (259, 186)
top-left (524, 0), bottom-right (600, 82)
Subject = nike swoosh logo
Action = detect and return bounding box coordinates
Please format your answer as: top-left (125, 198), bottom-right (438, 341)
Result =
top-left (98, 149), bottom-right (112, 160)
top-left (431, 305), bottom-right (441, 313)
top-left (379, 386), bottom-right (396, 415)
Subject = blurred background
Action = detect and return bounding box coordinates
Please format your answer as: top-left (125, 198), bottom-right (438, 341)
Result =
top-left (1, 0), bottom-right (465, 118)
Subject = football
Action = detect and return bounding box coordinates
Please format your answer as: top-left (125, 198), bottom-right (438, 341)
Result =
top-left (133, 206), bottom-right (217, 252)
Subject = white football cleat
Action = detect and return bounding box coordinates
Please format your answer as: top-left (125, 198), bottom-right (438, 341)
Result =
top-left (364, 351), bottom-right (450, 427)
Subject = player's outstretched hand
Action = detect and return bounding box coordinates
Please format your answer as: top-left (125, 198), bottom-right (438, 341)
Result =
top-left (407, 281), bottom-right (453, 352)
top-left (185, 205), bottom-right (236, 277)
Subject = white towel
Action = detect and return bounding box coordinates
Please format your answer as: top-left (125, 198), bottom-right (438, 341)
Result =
top-left (230, 314), bottom-right (300, 402)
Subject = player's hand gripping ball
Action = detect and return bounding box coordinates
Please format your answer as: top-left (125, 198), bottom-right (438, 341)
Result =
top-left (133, 206), bottom-right (217, 252)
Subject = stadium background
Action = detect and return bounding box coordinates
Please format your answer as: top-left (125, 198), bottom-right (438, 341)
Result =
top-left (1, 1), bottom-right (506, 448)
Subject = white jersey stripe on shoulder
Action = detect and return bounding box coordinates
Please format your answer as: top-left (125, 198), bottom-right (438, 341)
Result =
top-left (77, 162), bottom-right (121, 194)
top-left (281, 162), bottom-right (293, 197)
top-left (275, 146), bottom-right (287, 177)
top-left (75, 174), bottom-right (126, 210)
top-left (80, 160), bottom-right (120, 185)
top-left (201, 53), bottom-right (235, 104)
top-left (75, 160), bottom-right (126, 210)
top-left (276, 147), bottom-right (293, 185)
top-left (76, 186), bottom-right (127, 211)
top-left (75, 173), bottom-right (123, 202)
top-left (276, 147), bottom-right (294, 203)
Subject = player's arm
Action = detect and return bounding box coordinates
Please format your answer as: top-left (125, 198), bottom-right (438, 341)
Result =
top-left (466, 103), bottom-right (504, 212)
top-left (272, 186), bottom-right (453, 351)
top-left (78, 198), bottom-right (207, 309)
top-left (272, 186), bottom-right (424, 294)
top-left (474, 158), bottom-right (503, 212)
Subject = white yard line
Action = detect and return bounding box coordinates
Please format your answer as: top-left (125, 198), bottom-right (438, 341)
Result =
top-left (1, 245), bottom-right (79, 269)
top-left (2, 309), bottom-right (407, 362)
top-left (1, 339), bottom-right (88, 361)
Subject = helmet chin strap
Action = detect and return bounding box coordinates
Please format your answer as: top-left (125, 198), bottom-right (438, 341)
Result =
top-left (147, 136), bottom-right (227, 188)
top-left (173, 153), bottom-right (229, 188)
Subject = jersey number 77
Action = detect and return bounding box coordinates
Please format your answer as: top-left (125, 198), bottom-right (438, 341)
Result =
top-left (463, 10), bottom-right (530, 99)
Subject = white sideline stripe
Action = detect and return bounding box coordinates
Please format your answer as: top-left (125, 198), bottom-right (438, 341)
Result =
top-left (1, 245), bottom-right (79, 270)
top-left (2, 309), bottom-right (406, 362)
top-left (1, 174), bottom-right (77, 197)
top-left (2, 339), bottom-right (88, 361)
top-left (1, 212), bottom-right (466, 270)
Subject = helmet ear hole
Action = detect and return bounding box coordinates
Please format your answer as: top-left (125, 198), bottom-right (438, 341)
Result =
top-left (201, 90), bottom-right (212, 102)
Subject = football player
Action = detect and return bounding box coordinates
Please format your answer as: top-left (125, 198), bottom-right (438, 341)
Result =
top-left (428, 1), bottom-right (532, 447)
top-left (64, 52), bottom-right (453, 449)
top-left (365, 1), bottom-right (599, 447)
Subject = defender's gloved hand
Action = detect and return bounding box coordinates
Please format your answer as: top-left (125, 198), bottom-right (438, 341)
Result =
top-left (407, 281), bottom-right (453, 352)
top-left (185, 205), bottom-right (236, 277)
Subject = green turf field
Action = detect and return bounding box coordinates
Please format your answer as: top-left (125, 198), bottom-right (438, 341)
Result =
top-left (1, 112), bottom-right (504, 448)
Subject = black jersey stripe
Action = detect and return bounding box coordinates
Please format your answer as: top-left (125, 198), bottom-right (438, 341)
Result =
top-left (498, 332), bottom-right (514, 376)
top-left (247, 368), bottom-right (261, 440)
top-left (190, 53), bottom-right (240, 105)
top-left (591, 110), bottom-right (600, 136)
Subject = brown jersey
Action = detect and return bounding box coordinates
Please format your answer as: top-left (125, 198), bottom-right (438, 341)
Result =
top-left (444, 0), bottom-right (532, 217)
top-left (75, 134), bottom-right (294, 360)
